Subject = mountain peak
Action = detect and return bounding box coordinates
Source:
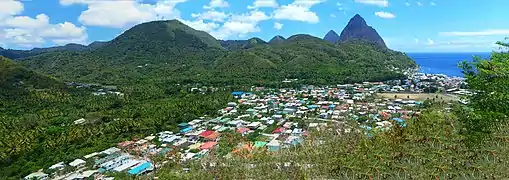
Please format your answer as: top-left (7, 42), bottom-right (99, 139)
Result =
top-left (339, 14), bottom-right (387, 48)
top-left (323, 30), bottom-right (340, 43)
top-left (268, 35), bottom-right (286, 44)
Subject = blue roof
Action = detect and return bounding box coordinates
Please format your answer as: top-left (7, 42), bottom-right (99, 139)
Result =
top-left (128, 162), bottom-right (152, 175)
top-left (179, 126), bottom-right (193, 133)
top-left (392, 118), bottom-right (405, 123)
top-left (307, 105), bottom-right (319, 109)
top-left (232, 91), bottom-right (244, 95)
top-left (178, 123), bottom-right (189, 127)
top-left (329, 104), bottom-right (336, 108)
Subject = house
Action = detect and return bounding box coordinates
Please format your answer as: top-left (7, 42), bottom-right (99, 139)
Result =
top-left (254, 141), bottom-right (267, 148)
top-left (247, 122), bottom-right (261, 130)
top-left (178, 123), bottom-right (190, 129)
top-left (179, 126), bottom-right (193, 133)
top-left (84, 152), bottom-right (99, 159)
top-left (199, 130), bottom-right (220, 140)
top-left (227, 102), bottom-right (237, 107)
top-left (272, 127), bottom-right (285, 134)
top-left (232, 92), bottom-right (244, 98)
top-left (69, 158), bottom-right (86, 168)
top-left (24, 170), bottom-right (48, 180)
top-left (48, 162), bottom-right (65, 171)
top-left (113, 160), bottom-right (141, 172)
top-left (319, 113), bottom-right (329, 119)
top-left (128, 162), bottom-right (153, 175)
top-left (236, 127), bottom-right (250, 135)
top-left (266, 140), bottom-right (281, 152)
top-left (81, 170), bottom-right (99, 179)
top-left (73, 118), bottom-right (86, 125)
top-left (200, 141), bottom-right (218, 150)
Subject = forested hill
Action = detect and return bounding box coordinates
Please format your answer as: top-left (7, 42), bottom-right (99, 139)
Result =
top-left (0, 42), bottom-right (106, 60)
top-left (0, 56), bottom-right (64, 99)
top-left (18, 15), bottom-right (415, 86)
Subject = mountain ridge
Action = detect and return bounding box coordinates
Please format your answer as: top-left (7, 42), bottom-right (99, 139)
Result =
top-left (18, 16), bottom-right (415, 85)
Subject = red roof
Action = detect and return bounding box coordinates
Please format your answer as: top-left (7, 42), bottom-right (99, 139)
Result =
top-left (205, 132), bottom-right (220, 140)
top-left (200, 141), bottom-right (218, 150)
top-left (272, 127), bottom-right (285, 134)
top-left (236, 127), bottom-right (250, 134)
top-left (199, 130), bottom-right (215, 138)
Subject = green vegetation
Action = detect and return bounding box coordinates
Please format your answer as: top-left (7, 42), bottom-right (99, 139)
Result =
top-left (0, 57), bottom-right (64, 99)
top-left (147, 41), bottom-right (509, 179)
top-left (19, 19), bottom-right (415, 87)
top-left (0, 83), bottom-right (234, 179)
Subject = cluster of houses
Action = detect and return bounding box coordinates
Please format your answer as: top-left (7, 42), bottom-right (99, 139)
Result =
top-left (28, 75), bottom-right (463, 179)
top-left (25, 145), bottom-right (155, 180)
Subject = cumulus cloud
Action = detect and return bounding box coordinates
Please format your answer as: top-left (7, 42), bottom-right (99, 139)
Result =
top-left (60, 0), bottom-right (188, 28)
top-left (204, 0), bottom-right (229, 9)
top-left (191, 11), bottom-right (229, 22)
top-left (0, 0), bottom-right (24, 18)
top-left (248, 0), bottom-right (279, 9)
top-left (355, 0), bottom-right (389, 7)
top-left (179, 19), bottom-right (219, 32)
top-left (404, 2), bottom-right (411, 6)
top-left (274, 22), bottom-right (283, 30)
top-left (273, 0), bottom-right (325, 23)
top-left (440, 29), bottom-right (509, 36)
top-left (0, 1), bottom-right (87, 48)
top-left (211, 10), bottom-right (270, 39)
top-left (375, 11), bottom-right (396, 19)
top-left (417, 2), bottom-right (423, 6)
top-left (430, 2), bottom-right (437, 6)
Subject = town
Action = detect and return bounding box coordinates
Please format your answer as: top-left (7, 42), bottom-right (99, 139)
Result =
top-left (25, 73), bottom-right (469, 180)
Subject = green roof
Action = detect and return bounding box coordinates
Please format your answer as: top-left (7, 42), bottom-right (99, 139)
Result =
top-left (254, 141), bottom-right (267, 148)
top-left (219, 118), bottom-right (231, 123)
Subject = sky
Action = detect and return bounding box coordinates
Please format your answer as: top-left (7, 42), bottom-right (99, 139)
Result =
top-left (0, 0), bottom-right (507, 52)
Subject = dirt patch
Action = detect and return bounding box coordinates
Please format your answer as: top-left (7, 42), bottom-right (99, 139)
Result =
top-left (378, 93), bottom-right (459, 102)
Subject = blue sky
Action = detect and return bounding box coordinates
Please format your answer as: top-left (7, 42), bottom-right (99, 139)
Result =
top-left (0, 0), bottom-right (507, 52)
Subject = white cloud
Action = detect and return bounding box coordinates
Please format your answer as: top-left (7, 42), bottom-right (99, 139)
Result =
top-left (1, 14), bottom-right (49, 29)
top-left (430, 2), bottom-right (437, 6)
top-left (211, 10), bottom-right (270, 39)
top-left (427, 38), bottom-right (434, 45)
top-left (414, 38), bottom-right (419, 44)
top-left (39, 22), bottom-right (87, 39)
top-left (0, 1), bottom-right (88, 48)
top-left (337, 2), bottom-right (342, 6)
top-left (3, 28), bottom-right (44, 46)
top-left (180, 19), bottom-right (219, 32)
top-left (355, 0), bottom-right (389, 7)
top-left (191, 11), bottom-right (229, 22)
top-left (330, 14), bottom-right (337, 18)
top-left (248, 0), bottom-right (279, 9)
top-left (440, 29), bottom-right (509, 36)
top-left (404, 2), bottom-right (411, 6)
top-left (375, 11), bottom-right (396, 19)
top-left (204, 0), bottom-right (229, 9)
top-left (61, 0), bottom-right (188, 28)
top-left (273, 0), bottom-right (325, 23)
top-left (274, 22), bottom-right (283, 30)
top-left (417, 2), bottom-right (423, 6)
top-left (0, 0), bottom-right (24, 18)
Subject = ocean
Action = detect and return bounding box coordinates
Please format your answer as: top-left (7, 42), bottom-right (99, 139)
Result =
top-left (407, 52), bottom-right (491, 77)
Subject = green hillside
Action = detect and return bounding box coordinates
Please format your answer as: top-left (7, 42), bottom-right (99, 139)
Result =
top-left (0, 56), bottom-right (64, 98)
top-left (20, 19), bottom-right (415, 86)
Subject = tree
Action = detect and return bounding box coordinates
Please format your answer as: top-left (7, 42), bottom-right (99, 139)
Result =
top-left (458, 39), bottom-right (509, 145)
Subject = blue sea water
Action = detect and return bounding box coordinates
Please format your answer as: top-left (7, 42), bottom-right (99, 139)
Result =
top-left (407, 52), bottom-right (491, 77)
